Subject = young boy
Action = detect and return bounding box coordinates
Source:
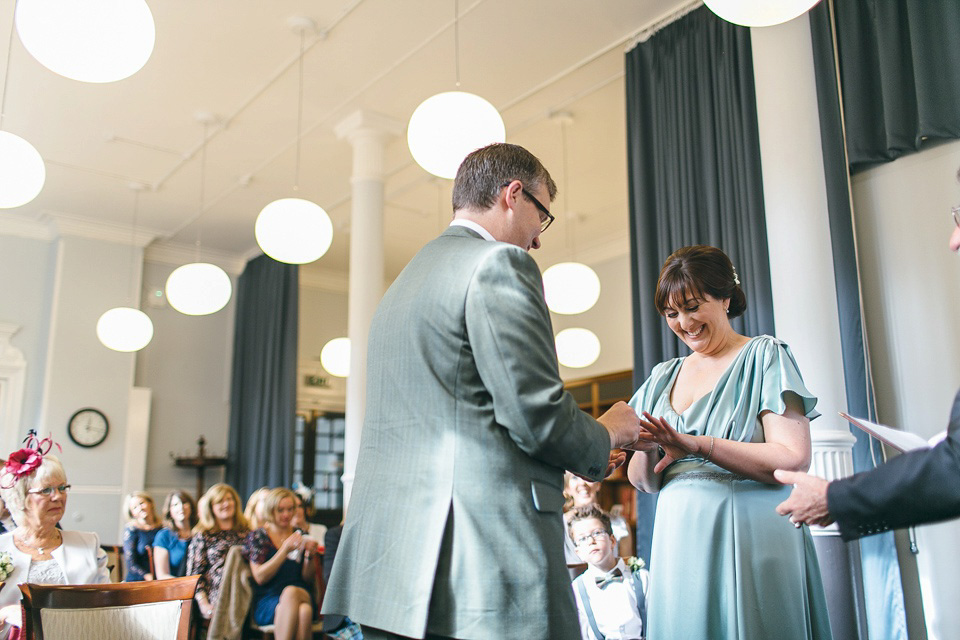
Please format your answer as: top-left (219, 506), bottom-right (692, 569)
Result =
top-left (569, 505), bottom-right (649, 640)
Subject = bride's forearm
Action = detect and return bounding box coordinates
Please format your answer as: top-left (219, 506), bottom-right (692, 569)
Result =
top-left (627, 448), bottom-right (662, 493)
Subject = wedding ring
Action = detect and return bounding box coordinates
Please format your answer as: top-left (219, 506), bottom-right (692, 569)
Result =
top-left (794, 521), bottom-right (802, 529)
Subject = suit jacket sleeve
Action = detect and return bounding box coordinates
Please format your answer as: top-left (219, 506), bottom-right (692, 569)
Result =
top-left (828, 389), bottom-right (960, 540)
top-left (464, 244), bottom-right (610, 479)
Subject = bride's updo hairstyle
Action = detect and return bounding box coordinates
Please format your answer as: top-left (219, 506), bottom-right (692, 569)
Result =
top-left (654, 245), bottom-right (747, 320)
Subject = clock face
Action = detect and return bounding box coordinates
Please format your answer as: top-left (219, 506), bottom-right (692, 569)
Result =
top-left (67, 408), bottom-right (109, 448)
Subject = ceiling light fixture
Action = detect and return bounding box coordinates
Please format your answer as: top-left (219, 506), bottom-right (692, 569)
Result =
top-left (15, 0), bottom-right (155, 83)
top-left (320, 337), bottom-right (351, 378)
top-left (555, 328), bottom-right (601, 369)
top-left (165, 115), bottom-right (232, 316)
top-left (97, 184), bottom-right (154, 352)
top-left (255, 17), bottom-right (333, 265)
top-left (703, 0), bottom-right (822, 27)
top-left (406, 0), bottom-right (505, 179)
top-left (0, 15), bottom-right (44, 208)
top-left (542, 113), bottom-right (600, 315)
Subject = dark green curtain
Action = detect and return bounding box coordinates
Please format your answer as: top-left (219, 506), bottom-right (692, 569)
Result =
top-left (226, 254), bottom-right (299, 502)
top-left (624, 6), bottom-right (774, 564)
top-left (831, 0), bottom-right (960, 171)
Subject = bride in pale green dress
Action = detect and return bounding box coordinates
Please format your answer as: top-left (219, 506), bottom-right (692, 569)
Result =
top-left (627, 245), bottom-right (832, 640)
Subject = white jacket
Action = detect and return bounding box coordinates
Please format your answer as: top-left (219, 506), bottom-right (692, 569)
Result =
top-left (0, 530), bottom-right (110, 636)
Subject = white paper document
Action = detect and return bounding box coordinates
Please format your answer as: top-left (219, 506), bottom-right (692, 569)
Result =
top-left (839, 411), bottom-right (945, 453)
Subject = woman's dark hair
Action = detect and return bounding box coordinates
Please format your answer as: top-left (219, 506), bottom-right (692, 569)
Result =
top-left (162, 489), bottom-right (198, 531)
top-left (654, 245), bottom-right (746, 319)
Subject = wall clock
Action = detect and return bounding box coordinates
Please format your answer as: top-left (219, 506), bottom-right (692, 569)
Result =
top-left (67, 408), bottom-right (109, 448)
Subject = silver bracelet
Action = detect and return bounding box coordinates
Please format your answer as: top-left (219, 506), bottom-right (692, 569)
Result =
top-left (703, 436), bottom-right (715, 461)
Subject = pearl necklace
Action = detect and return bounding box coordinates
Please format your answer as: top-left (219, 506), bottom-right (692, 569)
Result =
top-left (16, 529), bottom-right (61, 556)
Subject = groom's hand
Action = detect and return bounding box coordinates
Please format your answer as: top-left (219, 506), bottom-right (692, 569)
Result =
top-left (597, 401), bottom-right (643, 450)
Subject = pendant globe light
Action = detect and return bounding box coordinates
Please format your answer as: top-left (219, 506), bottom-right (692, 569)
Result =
top-left (704, 0), bottom-right (822, 27)
top-left (555, 328), bottom-right (601, 369)
top-left (165, 116), bottom-right (232, 316)
top-left (320, 337), bottom-right (351, 378)
top-left (0, 18), bottom-right (45, 208)
top-left (15, 0), bottom-right (155, 83)
top-left (97, 184), bottom-right (154, 352)
top-left (541, 113), bottom-right (600, 315)
top-left (406, 0), bottom-right (505, 180)
top-left (255, 18), bottom-right (333, 265)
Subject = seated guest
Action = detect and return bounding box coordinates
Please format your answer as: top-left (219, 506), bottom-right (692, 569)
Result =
top-left (243, 487), bottom-right (317, 640)
top-left (153, 490), bottom-right (197, 579)
top-left (291, 491), bottom-right (326, 542)
top-left (244, 486), bottom-right (270, 531)
top-left (569, 505), bottom-right (648, 640)
top-left (122, 491), bottom-right (161, 581)
top-left (563, 472), bottom-right (632, 562)
top-left (0, 432), bottom-right (109, 638)
top-left (186, 483), bottom-right (249, 619)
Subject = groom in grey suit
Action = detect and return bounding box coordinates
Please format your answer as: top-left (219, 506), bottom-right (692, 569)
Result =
top-left (322, 143), bottom-right (643, 640)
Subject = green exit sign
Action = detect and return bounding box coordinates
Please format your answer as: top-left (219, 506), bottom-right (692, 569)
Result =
top-left (305, 375), bottom-right (329, 388)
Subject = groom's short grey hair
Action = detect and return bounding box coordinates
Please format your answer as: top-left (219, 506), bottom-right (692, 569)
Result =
top-left (452, 143), bottom-right (557, 214)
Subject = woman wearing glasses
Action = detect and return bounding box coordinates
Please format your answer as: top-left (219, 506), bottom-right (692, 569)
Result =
top-left (0, 433), bottom-right (109, 638)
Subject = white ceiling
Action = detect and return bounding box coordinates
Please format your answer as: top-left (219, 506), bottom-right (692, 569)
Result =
top-left (0, 0), bottom-right (689, 282)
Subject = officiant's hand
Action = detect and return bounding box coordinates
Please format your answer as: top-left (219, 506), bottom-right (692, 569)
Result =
top-left (773, 469), bottom-right (834, 527)
top-left (636, 412), bottom-right (699, 473)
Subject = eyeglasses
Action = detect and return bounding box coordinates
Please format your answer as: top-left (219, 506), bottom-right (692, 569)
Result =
top-left (573, 529), bottom-right (609, 547)
top-left (952, 205), bottom-right (960, 228)
top-left (502, 182), bottom-right (554, 233)
top-left (28, 484), bottom-right (71, 497)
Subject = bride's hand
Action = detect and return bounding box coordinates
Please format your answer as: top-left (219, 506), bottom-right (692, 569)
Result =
top-left (637, 412), bottom-right (699, 473)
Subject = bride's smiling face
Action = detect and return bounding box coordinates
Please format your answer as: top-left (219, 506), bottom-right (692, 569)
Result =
top-left (662, 292), bottom-right (731, 355)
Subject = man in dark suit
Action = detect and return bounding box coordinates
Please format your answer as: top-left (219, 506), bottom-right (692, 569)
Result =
top-left (322, 143), bottom-right (643, 640)
top-left (774, 200), bottom-right (960, 539)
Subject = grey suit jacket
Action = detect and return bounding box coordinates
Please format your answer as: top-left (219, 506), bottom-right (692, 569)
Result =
top-left (322, 226), bottom-right (611, 639)
top-left (828, 389), bottom-right (960, 540)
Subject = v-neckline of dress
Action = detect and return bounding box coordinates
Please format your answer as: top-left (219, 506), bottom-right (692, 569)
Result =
top-left (667, 338), bottom-right (753, 417)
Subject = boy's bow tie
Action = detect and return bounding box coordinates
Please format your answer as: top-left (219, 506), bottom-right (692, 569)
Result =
top-left (595, 568), bottom-right (623, 588)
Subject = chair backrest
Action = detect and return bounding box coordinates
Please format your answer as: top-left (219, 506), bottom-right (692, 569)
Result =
top-left (19, 575), bottom-right (199, 640)
top-left (101, 544), bottom-right (123, 582)
top-left (146, 545), bottom-right (156, 578)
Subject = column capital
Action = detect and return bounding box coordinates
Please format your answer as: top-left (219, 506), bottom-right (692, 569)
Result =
top-left (334, 110), bottom-right (404, 145)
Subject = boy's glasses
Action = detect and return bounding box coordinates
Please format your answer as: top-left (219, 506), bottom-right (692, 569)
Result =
top-left (28, 484), bottom-right (71, 498)
top-left (574, 529), bottom-right (609, 546)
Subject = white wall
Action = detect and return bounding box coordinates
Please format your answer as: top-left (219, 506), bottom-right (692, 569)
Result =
top-left (297, 282), bottom-right (349, 412)
top-left (851, 139), bottom-right (960, 640)
top-left (554, 252), bottom-right (634, 381)
top-left (0, 234), bottom-right (55, 437)
top-left (136, 260), bottom-right (236, 502)
top-left (39, 235), bottom-right (141, 543)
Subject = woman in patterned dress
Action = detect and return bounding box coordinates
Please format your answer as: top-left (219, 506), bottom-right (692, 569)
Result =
top-left (185, 483), bottom-right (249, 619)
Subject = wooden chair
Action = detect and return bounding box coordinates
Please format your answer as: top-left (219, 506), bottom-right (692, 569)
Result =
top-left (146, 545), bottom-right (157, 579)
top-left (101, 544), bottom-right (124, 582)
top-left (19, 575), bottom-right (199, 640)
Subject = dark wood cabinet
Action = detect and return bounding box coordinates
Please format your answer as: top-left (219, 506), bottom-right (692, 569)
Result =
top-left (565, 369), bottom-right (637, 543)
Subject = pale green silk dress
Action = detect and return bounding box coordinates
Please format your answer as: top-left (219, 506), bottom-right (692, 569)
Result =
top-left (628, 336), bottom-right (833, 640)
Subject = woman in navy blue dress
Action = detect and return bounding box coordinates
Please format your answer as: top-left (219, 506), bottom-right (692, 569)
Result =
top-left (122, 491), bottom-right (161, 581)
top-left (243, 488), bottom-right (318, 640)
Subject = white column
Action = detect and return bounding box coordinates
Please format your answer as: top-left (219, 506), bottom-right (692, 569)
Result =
top-left (334, 111), bottom-right (402, 509)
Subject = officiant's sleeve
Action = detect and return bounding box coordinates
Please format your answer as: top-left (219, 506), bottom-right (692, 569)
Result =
top-left (465, 244), bottom-right (610, 480)
top-left (828, 389), bottom-right (960, 540)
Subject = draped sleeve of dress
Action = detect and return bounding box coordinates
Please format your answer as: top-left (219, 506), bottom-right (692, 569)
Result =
top-left (628, 335), bottom-right (832, 640)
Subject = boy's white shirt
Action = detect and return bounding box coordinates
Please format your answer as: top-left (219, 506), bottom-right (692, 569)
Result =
top-left (573, 558), bottom-right (647, 640)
